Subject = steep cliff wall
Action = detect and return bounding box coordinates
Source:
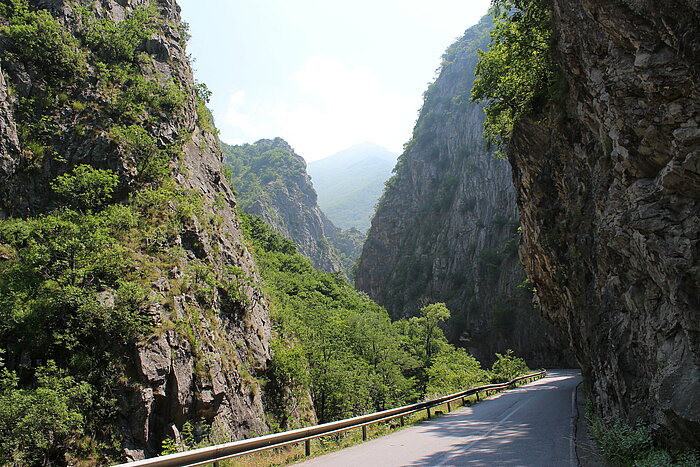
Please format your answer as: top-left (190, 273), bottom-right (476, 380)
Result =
top-left (0, 0), bottom-right (270, 460)
top-left (356, 17), bottom-right (572, 367)
top-left (508, 0), bottom-right (699, 447)
top-left (223, 138), bottom-right (362, 277)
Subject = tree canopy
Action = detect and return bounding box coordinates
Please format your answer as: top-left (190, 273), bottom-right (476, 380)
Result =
top-left (472, 0), bottom-right (558, 151)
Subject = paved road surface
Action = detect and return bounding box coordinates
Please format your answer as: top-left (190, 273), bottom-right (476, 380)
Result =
top-left (294, 370), bottom-right (581, 467)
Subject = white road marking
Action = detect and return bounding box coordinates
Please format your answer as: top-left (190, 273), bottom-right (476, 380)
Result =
top-left (433, 396), bottom-right (531, 467)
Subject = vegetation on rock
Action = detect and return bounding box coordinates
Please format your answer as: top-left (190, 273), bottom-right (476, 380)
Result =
top-left (472, 0), bottom-right (558, 150)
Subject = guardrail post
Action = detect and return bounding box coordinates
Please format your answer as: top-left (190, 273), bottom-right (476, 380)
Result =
top-left (305, 439), bottom-right (311, 456)
top-left (400, 416), bottom-right (405, 427)
top-left (362, 425), bottom-right (367, 441)
top-left (427, 407), bottom-right (431, 418)
top-left (476, 392), bottom-right (480, 401)
top-left (447, 401), bottom-right (451, 412)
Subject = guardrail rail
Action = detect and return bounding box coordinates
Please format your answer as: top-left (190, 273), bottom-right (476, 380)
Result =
top-left (117, 369), bottom-right (547, 467)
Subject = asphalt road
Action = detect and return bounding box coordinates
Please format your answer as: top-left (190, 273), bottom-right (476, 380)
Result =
top-left (294, 370), bottom-right (582, 467)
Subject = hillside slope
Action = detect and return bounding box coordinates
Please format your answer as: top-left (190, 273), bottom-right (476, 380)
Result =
top-left (355, 16), bottom-right (572, 367)
top-left (222, 138), bottom-right (363, 277)
top-left (0, 0), bottom-right (270, 461)
top-left (308, 142), bottom-right (397, 232)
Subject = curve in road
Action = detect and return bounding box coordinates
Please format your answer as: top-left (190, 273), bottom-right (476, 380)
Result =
top-left (294, 369), bottom-right (582, 467)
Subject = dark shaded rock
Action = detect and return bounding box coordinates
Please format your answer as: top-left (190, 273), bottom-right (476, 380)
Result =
top-left (507, 0), bottom-right (699, 448)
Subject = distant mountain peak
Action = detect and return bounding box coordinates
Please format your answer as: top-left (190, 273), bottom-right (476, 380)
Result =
top-left (308, 142), bottom-right (398, 231)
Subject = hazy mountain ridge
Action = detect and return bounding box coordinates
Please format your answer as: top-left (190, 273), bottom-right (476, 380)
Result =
top-left (308, 142), bottom-right (397, 231)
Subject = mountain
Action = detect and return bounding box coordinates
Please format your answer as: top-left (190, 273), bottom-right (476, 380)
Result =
top-left (221, 138), bottom-right (363, 278)
top-left (355, 16), bottom-right (573, 368)
top-left (0, 0), bottom-right (271, 461)
top-left (503, 0), bottom-right (700, 448)
top-left (308, 142), bottom-right (397, 231)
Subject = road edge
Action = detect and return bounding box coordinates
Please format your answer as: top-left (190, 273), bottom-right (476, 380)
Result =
top-left (574, 381), bottom-right (607, 466)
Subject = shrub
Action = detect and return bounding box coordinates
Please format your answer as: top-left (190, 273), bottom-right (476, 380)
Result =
top-left (426, 347), bottom-right (488, 397)
top-left (490, 349), bottom-right (529, 382)
top-left (0, 361), bottom-right (90, 466)
top-left (79, 5), bottom-right (156, 63)
top-left (51, 164), bottom-right (119, 210)
top-left (2, 0), bottom-right (88, 81)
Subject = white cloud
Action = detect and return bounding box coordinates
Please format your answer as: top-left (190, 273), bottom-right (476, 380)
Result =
top-left (218, 90), bottom-right (258, 136)
top-left (211, 57), bottom-right (422, 161)
top-left (273, 56), bottom-right (419, 161)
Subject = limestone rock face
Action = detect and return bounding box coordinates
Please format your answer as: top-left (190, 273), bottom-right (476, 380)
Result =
top-left (0, 0), bottom-right (271, 459)
top-left (508, 0), bottom-right (699, 447)
top-left (356, 17), bottom-right (573, 367)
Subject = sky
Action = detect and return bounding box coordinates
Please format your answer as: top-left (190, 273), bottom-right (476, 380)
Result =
top-left (177, 0), bottom-right (492, 162)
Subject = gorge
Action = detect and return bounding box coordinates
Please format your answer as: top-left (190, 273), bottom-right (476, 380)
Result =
top-left (0, 0), bottom-right (698, 463)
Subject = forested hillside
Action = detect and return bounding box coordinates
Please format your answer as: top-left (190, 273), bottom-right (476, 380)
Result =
top-left (222, 138), bottom-right (363, 278)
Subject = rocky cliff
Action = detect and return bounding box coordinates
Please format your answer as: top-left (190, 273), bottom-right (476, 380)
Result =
top-left (223, 138), bottom-right (362, 277)
top-left (0, 0), bottom-right (271, 460)
top-left (356, 17), bottom-right (572, 367)
top-left (507, 0), bottom-right (699, 447)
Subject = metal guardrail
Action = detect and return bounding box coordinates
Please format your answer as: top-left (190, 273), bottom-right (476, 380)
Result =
top-left (117, 370), bottom-right (547, 467)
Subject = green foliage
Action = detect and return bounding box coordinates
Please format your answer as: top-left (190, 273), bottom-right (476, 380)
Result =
top-left (222, 139), bottom-right (308, 213)
top-left (1, 0), bottom-right (88, 80)
top-left (110, 125), bottom-right (171, 182)
top-left (587, 406), bottom-right (699, 467)
top-left (490, 349), bottom-right (530, 382)
top-left (95, 61), bottom-right (187, 127)
top-left (78, 5), bottom-right (156, 63)
top-left (51, 164), bottom-right (119, 210)
top-left (160, 419), bottom-right (212, 455)
top-left (426, 347), bottom-right (488, 398)
top-left (1, 0), bottom-right (189, 187)
top-left (0, 361), bottom-right (90, 465)
top-left (241, 211), bottom-right (418, 423)
top-left (196, 95), bottom-right (219, 137)
top-left (472, 0), bottom-right (558, 150)
top-left (0, 187), bottom-right (210, 461)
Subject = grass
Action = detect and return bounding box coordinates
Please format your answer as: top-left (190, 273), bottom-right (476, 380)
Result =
top-left (586, 403), bottom-right (699, 467)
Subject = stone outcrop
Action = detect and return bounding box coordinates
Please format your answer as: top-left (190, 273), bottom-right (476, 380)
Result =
top-left (223, 138), bottom-right (362, 277)
top-left (356, 17), bottom-right (573, 367)
top-left (0, 0), bottom-right (271, 459)
top-left (507, 0), bottom-right (699, 447)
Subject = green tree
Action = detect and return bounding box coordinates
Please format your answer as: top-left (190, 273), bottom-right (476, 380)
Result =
top-left (0, 361), bottom-right (90, 466)
top-left (51, 165), bottom-right (119, 211)
top-left (490, 349), bottom-right (530, 382)
top-left (426, 347), bottom-right (488, 397)
top-left (472, 0), bottom-right (557, 151)
top-left (396, 303), bottom-right (452, 396)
